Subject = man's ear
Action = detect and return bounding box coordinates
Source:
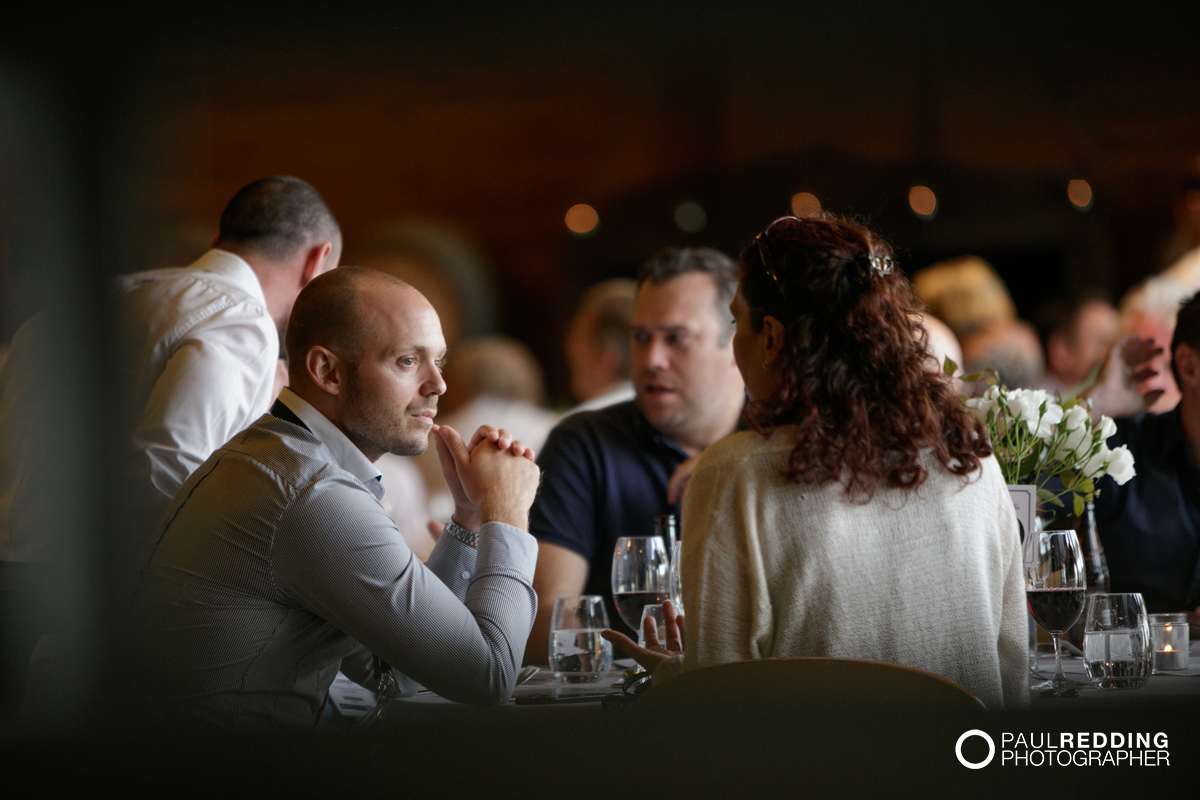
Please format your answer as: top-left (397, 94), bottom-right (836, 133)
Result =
top-left (763, 315), bottom-right (786, 366)
top-left (300, 241), bottom-right (334, 287)
top-left (306, 345), bottom-right (346, 396)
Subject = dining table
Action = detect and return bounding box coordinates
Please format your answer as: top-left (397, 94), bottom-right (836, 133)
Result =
top-left (1027, 639), bottom-right (1200, 707)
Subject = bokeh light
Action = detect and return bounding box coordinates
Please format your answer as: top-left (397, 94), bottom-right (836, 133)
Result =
top-left (1067, 179), bottom-right (1093, 210)
top-left (673, 201), bottom-right (707, 233)
top-left (565, 203), bottom-right (599, 235)
top-left (908, 185), bottom-right (937, 219)
top-left (790, 192), bottom-right (821, 217)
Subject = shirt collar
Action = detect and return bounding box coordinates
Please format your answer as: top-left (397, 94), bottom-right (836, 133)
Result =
top-left (277, 387), bottom-right (383, 488)
top-left (189, 248), bottom-right (269, 308)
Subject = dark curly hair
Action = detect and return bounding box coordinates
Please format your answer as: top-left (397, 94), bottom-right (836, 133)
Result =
top-left (739, 214), bottom-right (992, 500)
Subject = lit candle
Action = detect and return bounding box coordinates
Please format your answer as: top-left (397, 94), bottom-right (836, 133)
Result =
top-left (1150, 613), bottom-right (1189, 672)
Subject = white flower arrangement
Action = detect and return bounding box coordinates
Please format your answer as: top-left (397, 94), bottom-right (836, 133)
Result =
top-left (959, 376), bottom-right (1136, 516)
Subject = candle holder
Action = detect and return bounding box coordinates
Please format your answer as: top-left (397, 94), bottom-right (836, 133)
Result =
top-left (1149, 613), bottom-right (1189, 673)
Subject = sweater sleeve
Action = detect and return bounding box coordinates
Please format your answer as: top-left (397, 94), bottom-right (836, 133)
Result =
top-left (678, 443), bottom-right (775, 674)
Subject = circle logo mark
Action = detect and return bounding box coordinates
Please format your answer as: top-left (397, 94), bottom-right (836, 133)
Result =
top-left (955, 729), bottom-right (995, 769)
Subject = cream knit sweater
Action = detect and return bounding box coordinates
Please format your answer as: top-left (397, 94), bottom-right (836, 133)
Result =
top-left (660, 427), bottom-right (1029, 710)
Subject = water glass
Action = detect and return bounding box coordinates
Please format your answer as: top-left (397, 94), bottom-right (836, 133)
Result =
top-left (548, 595), bottom-right (613, 683)
top-left (638, 604), bottom-right (666, 649)
top-left (1083, 593), bottom-right (1151, 689)
top-left (1149, 613), bottom-right (1189, 672)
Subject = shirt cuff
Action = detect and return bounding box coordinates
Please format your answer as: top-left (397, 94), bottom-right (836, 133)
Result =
top-left (475, 521), bottom-right (538, 581)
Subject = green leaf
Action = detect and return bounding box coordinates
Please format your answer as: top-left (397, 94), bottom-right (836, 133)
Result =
top-left (1078, 478), bottom-right (1094, 494)
top-left (1036, 488), bottom-right (1056, 503)
top-left (1073, 493), bottom-right (1085, 517)
top-left (943, 356), bottom-right (958, 376)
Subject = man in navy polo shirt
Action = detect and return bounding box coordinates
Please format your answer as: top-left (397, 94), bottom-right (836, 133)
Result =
top-left (525, 248), bottom-right (746, 662)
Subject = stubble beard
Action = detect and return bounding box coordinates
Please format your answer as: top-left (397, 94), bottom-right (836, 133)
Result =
top-left (343, 384), bottom-right (432, 458)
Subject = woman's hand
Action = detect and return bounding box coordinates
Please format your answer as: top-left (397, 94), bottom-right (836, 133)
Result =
top-left (601, 600), bottom-right (685, 673)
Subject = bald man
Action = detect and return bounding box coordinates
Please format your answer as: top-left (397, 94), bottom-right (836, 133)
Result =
top-left (127, 267), bottom-right (542, 729)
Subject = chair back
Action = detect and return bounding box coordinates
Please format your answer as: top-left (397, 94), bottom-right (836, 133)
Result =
top-left (631, 657), bottom-right (985, 719)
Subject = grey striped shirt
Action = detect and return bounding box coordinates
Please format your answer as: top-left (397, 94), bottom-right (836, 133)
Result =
top-left (127, 394), bottom-right (538, 730)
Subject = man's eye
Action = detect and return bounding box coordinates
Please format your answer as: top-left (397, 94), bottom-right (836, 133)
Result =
top-left (632, 332), bottom-right (650, 345)
top-left (401, 357), bottom-right (416, 367)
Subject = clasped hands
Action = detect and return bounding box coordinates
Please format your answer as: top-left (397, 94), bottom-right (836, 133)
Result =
top-left (431, 423), bottom-right (541, 533)
top-left (602, 599), bottom-right (686, 673)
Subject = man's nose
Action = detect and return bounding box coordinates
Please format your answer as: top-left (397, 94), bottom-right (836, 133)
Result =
top-left (638, 338), bottom-right (671, 371)
top-left (425, 366), bottom-right (447, 396)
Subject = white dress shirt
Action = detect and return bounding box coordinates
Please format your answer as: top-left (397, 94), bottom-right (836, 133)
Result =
top-left (128, 389), bottom-right (539, 729)
top-left (0, 249), bottom-right (277, 564)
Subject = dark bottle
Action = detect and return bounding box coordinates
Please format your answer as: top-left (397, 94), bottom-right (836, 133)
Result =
top-left (1064, 501), bottom-right (1110, 647)
top-left (654, 514), bottom-right (677, 549)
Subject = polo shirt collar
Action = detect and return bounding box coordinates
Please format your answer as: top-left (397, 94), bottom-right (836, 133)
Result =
top-left (277, 387), bottom-right (383, 490)
top-left (189, 248), bottom-right (269, 308)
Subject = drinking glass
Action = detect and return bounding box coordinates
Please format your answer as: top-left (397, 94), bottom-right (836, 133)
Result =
top-left (548, 595), bottom-right (613, 683)
top-left (638, 604), bottom-right (666, 649)
top-left (611, 537), bottom-right (671, 632)
top-left (1024, 529), bottom-right (1087, 697)
top-left (1083, 593), bottom-right (1151, 689)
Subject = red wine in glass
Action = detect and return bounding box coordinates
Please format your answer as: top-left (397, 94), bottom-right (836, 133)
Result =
top-left (613, 591), bottom-right (671, 632)
top-left (1026, 588), bottom-right (1086, 633)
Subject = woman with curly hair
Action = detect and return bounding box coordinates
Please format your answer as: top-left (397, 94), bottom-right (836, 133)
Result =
top-left (605, 214), bottom-right (1028, 710)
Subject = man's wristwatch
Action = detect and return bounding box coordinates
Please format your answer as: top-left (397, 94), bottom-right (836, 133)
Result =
top-left (444, 519), bottom-right (479, 549)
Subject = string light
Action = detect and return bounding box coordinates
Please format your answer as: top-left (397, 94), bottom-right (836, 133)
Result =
top-left (908, 186), bottom-right (937, 219)
top-left (565, 204), bottom-right (599, 235)
top-left (790, 192), bottom-right (821, 218)
top-left (1068, 179), bottom-right (1093, 211)
top-left (673, 201), bottom-right (707, 233)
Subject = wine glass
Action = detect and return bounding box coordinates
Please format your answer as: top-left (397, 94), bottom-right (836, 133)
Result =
top-left (611, 537), bottom-right (670, 632)
top-left (1024, 529), bottom-right (1087, 697)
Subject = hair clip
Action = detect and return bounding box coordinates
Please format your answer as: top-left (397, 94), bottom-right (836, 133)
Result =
top-left (868, 254), bottom-right (894, 277)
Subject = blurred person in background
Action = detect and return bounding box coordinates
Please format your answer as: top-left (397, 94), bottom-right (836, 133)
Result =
top-left (564, 278), bottom-right (637, 413)
top-left (524, 248), bottom-right (745, 663)
top-left (961, 319), bottom-right (1045, 391)
top-left (911, 255), bottom-right (1017, 343)
top-left (917, 313), bottom-right (962, 373)
top-left (1095, 291), bottom-right (1200, 630)
top-left (606, 214), bottom-right (1027, 710)
top-left (1117, 245), bottom-right (1200, 413)
top-left (1033, 290), bottom-right (1119, 395)
top-left (1, 175), bottom-right (339, 586)
top-left (406, 335), bottom-right (559, 539)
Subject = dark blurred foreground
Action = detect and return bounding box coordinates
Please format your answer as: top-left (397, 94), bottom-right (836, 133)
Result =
top-left (4, 699), bottom-right (1199, 797)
